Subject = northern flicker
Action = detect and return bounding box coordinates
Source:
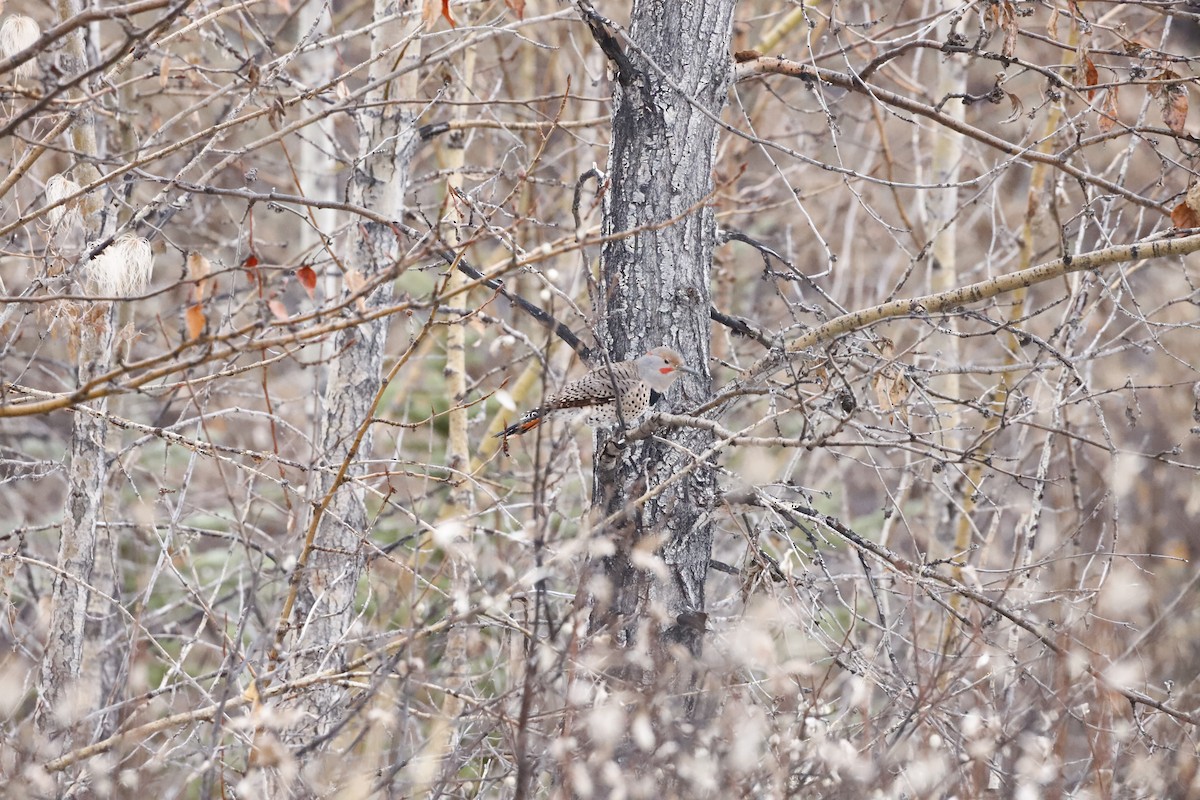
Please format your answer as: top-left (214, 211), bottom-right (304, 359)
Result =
top-left (495, 346), bottom-right (701, 438)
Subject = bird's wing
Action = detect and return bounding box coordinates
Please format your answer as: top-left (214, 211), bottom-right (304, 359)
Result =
top-left (542, 392), bottom-right (616, 411)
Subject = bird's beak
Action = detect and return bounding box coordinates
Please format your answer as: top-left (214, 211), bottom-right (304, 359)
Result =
top-left (678, 364), bottom-right (705, 378)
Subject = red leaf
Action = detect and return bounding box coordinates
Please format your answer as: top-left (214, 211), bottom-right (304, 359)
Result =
top-left (504, 0), bottom-right (525, 19)
top-left (243, 251), bottom-right (262, 288)
top-left (185, 304), bottom-right (206, 340)
top-left (441, 0), bottom-right (456, 27)
top-left (296, 265), bottom-right (317, 298)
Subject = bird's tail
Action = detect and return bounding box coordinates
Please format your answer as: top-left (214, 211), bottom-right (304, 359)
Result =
top-left (494, 415), bottom-right (542, 438)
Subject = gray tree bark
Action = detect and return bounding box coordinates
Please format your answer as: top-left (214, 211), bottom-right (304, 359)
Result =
top-left (587, 0), bottom-right (735, 663)
top-left (35, 0), bottom-right (123, 780)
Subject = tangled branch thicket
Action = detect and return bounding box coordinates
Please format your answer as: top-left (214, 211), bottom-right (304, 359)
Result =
top-left (2, 1), bottom-right (1200, 797)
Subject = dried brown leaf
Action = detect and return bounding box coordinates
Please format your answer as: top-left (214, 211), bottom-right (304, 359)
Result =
top-left (1122, 39), bottom-right (1147, 57)
top-left (873, 367), bottom-right (908, 423)
top-left (1187, 181), bottom-right (1200, 213)
top-left (1098, 86), bottom-right (1119, 133)
top-left (1172, 184), bottom-right (1200, 230)
top-left (873, 338), bottom-right (908, 423)
top-left (1171, 202), bottom-right (1200, 230)
top-left (986, 1), bottom-right (1018, 58)
top-left (1002, 90), bottom-right (1024, 123)
top-left (1161, 84), bottom-right (1189, 135)
top-left (1149, 70), bottom-right (1188, 134)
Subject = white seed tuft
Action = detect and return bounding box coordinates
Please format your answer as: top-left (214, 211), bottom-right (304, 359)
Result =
top-left (1, 15), bottom-right (40, 78)
top-left (86, 233), bottom-right (154, 297)
top-left (45, 174), bottom-right (82, 231)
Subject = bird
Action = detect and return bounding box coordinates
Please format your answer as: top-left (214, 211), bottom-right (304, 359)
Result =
top-left (495, 346), bottom-right (701, 438)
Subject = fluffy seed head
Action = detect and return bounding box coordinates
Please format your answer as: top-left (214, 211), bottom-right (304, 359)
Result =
top-left (1, 15), bottom-right (40, 79)
top-left (86, 233), bottom-right (154, 297)
top-left (45, 174), bottom-right (82, 231)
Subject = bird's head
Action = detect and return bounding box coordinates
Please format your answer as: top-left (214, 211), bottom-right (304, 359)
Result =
top-left (636, 346), bottom-right (703, 391)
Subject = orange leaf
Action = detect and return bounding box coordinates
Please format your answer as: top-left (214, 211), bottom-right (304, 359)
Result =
top-left (442, 0), bottom-right (457, 27)
top-left (185, 304), bottom-right (206, 340)
top-left (504, 0), bottom-right (524, 19)
top-left (186, 251), bottom-right (212, 301)
top-left (1083, 55), bottom-right (1099, 101)
top-left (1098, 86), bottom-right (1118, 133)
top-left (296, 265), bottom-right (317, 298)
top-left (421, 0), bottom-right (438, 29)
top-left (344, 269), bottom-right (366, 294)
top-left (344, 269), bottom-right (368, 313)
top-left (1172, 202), bottom-right (1200, 230)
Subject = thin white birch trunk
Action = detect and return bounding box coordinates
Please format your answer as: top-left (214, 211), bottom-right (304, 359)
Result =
top-left (286, 0), bottom-right (421, 747)
top-left (35, 1), bottom-right (123, 780)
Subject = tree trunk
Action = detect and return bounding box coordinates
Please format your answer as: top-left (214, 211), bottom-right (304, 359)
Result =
top-left (588, 0), bottom-right (735, 665)
top-left (36, 0), bottom-right (123, 781)
top-left (287, 0), bottom-right (421, 742)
